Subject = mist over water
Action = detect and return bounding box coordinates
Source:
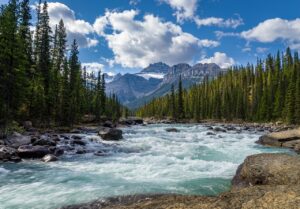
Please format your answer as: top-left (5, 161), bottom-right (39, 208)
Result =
top-left (0, 124), bottom-right (289, 209)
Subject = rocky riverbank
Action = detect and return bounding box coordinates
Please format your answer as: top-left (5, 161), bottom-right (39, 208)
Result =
top-left (0, 118), bottom-right (144, 163)
top-left (61, 126), bottom-right (300, 209)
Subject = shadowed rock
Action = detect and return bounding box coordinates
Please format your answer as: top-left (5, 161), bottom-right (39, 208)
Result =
top-left (18, 145), bottom-right (50, 159)
top-left (98, 128), bottom-right (123, 141)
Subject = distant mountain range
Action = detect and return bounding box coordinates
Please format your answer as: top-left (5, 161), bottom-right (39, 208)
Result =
top-left (106, 62), bottom-right (225, 109)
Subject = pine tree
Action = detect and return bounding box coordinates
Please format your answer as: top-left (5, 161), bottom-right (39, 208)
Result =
top-left (0, 0), bottom-right (24, 130)
top-left (170, 84), bottom-right (176, 120)
top-left (177, 76), bottom-right (184, 119)
top-left (68, 40), bottom-right (81, 125)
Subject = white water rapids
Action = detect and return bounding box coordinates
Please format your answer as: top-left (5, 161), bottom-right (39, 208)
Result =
top-left (0, 124), bottom-right (289, 209)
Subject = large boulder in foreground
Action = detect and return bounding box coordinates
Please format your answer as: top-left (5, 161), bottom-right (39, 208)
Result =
top-left (98, 128), bottom-right (123, 141)
top-left (18, 145), bottom-right (50, 158)
top-left (61, 185), bottom-right (300, 209)
top-left (232, 153), bottom-right (300, 189)
top-left (257, 128), bottom-right (300, 152)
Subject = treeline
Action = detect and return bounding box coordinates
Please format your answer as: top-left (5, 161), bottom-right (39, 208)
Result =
top-left (0, 0), bottom-right (123, 133)
top-left (137, 48), bottom-right (300, 124)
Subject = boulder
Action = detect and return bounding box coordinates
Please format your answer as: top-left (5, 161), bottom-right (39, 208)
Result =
top-left (257, 128), bottom-right (300, 149)
top-left (232, 153), bottom-right (300, 189)
top-left (103, 121), bottom-right (115, 128)
top-left (33, 138), bottom-right (56, 146)
top-left (23, 121), bottom-right (32, 130)
top-left (165, 128), bottom-right (180, 133)
top-left (76, 148), bottom-right (86, 154)
top-left (71, 139), bottom-right (86, 146)
top-left (206, 132), bottom-right (216, 136)
top-left (42, 154), bottom-right (58, 162)
top-left (214, 127), bottom-right (227, 132)
top-left (5, 132), bottom-right (31, 148)
top-left (49, 147), bottom-right (64, 156)
top-left (71, 135), bottom-right (82, 140)
top-left (0, 146), bottom-right (21, 162)
top-left (119, 117), bottom-right (143, 126)
top-left (17, 145), bottom-right (50, 158)
top-left (98, 128), bottom-right (123, 141)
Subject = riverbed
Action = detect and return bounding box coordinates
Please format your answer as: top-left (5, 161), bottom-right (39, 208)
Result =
top-left (0, 124), bottom-right (289, 209)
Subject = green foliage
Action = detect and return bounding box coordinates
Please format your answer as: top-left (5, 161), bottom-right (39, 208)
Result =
top-left (0, 0), bottom-right (124, 132)
top-left (137, 49), bottom-right (300, 125)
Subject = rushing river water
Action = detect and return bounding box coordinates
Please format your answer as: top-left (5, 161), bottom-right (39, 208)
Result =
top-left (0, 124), bottom-right (289, 209)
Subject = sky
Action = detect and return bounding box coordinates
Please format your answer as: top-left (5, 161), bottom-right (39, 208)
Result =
top-left (1, 0), bottom-right (300, 75)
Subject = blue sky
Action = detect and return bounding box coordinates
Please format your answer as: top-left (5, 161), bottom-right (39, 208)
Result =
top-left (1, 0), bottom-right (300, 74)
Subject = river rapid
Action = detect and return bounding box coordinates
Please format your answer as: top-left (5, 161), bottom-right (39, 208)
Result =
top-left (0, 124), bottom-right (289, 209)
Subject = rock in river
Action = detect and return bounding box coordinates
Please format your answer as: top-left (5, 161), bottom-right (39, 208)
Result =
top-left (42, 154), bottom-right (58, 162)
top-left (232, 153), bottom-right (300, 189)
top-left (18, 145), bottom-right (50, 159)
top-left (257, 128), bottom-right (300, 152)
top-left (98, 128), bottom-right (123, 141)
top-left (165, 128), bottom-right (180, 133)
top-left (0, 146), bottom-right (21, 162)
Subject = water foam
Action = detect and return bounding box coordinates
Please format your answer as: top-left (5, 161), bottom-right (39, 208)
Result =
top-left (0, 124), bottom-right (290, 209)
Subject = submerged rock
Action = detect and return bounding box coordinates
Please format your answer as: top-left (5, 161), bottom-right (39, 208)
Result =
top-left (165, 128), bottom-right (180, 133)
top-left (42, 154), bottom-right (58, 162)
top-left (71, 139), bottom-right (86, 146)
top-left (17, 145), bottom-right (50, 159)
top-left (214, 127), bottom-right (227, 132)
top-left (98, 128), bottom-right (123, 141)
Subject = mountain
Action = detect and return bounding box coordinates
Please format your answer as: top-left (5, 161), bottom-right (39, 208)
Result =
top-left (103, 73), bottom-right (122, 83)
top-left (105, 73), bottom-right (162, 105)
top-left (140, 62), bottom-right (171, 74)
top-left (106, 62), bottom-right (224, 109)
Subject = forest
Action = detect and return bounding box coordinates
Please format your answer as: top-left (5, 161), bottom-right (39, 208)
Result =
top-left (137, 48), bottom-right (300, 125)
top-left (0, 0), bottom-right (123, 134)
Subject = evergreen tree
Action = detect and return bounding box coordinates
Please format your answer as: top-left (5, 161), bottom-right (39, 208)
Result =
top-left (177, 76), bottom-right (184, 119)
top-left (170, 84), bottom-right (176, 120)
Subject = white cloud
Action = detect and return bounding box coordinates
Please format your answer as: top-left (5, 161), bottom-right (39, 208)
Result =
top-left (161, 0), bottom-right (197, 22)
top-left (241, 18), bottom-right (300, 49)
top-left (242, 47), bottom-right (251, 52)
top-left (256, 47), bottom-right (269, 54)
top-left (161, 0), bottom-right (243, 28)
top-left (47, 2), bottom-right (98, 48)
top-left (93, 10), bottom-right (219, 68)
top-left (195, 16), bottom-right (243, 28)
top-left (200, 52), bottom-right (235, 69)
top-left (82, 62), bottom-right (104, 74)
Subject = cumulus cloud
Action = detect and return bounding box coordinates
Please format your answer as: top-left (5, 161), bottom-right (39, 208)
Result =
top-left (195, 16), bottom-right (243, 28)
top-left (161, 0), bottom-right (243, 28)
top-left (241, 18), bottom-right (300, 49)
top-left (93, 10), bottom-right (219, 68)
top-left (200, 52), bottom-right (235, 69)
top-left (47, 2), bottom-right (98, 48)
top-left (82, 62), bottom-right (104, 74)
top-left (161, 0), bottom-right (197, 22)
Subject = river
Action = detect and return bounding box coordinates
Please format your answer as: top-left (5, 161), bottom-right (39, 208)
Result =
top-left (0, 124), bottom-right (289, 209)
